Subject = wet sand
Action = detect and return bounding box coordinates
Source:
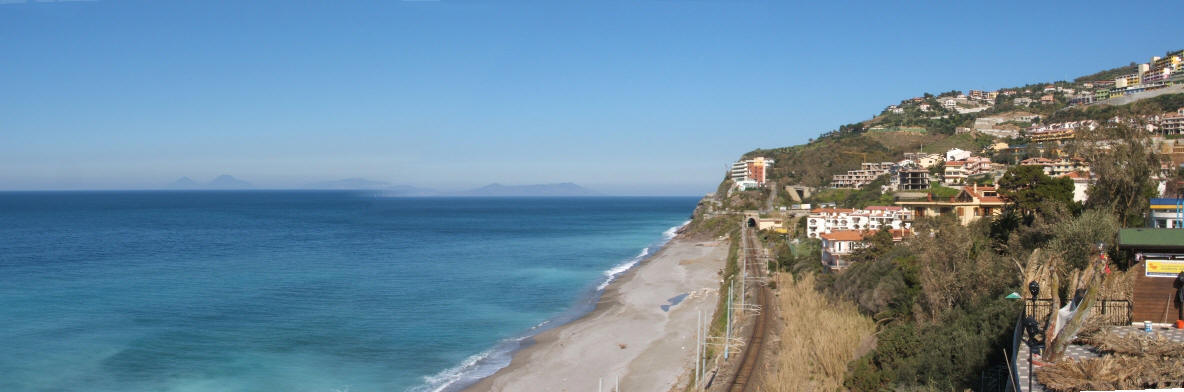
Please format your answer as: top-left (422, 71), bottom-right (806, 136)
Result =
top-left (464, 237), bottom-right (728, 392)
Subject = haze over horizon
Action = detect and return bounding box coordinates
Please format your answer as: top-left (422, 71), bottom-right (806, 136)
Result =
top-left (3, 0), bottom-right (1182, 194)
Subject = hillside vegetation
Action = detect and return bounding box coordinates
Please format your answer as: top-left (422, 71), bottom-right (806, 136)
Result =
top-left (743, 132), bottom-right (990, 189)
top-left (714, 50), bottom-right (1184, 391)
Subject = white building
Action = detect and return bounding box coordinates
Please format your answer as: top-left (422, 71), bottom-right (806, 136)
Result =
top-left (805, 206), bottom-right (913, 239)
top-left (730, 157), bottom-right (774, 187)
top-left (820, 228), bottom-right (912, 270)
top-left (945, 148), bottom-right (972, 162)
top-left (1068, 171), bottom-right (1092, 203)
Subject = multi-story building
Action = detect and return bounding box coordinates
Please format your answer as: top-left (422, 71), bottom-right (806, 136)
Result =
top-left (896, 185), bottom-right (1007, 226)
top-left (896, 168), bottom-right (931, 190)
top-left (1049, 158), bottom-right (1089, 177)
top-left (1149, 198), bottom-right (1184, 229)
top-left (942, 156), bottom-right (991, 185)
top-left (820, 228), bottom-right (912, 270)
top-left (1094, 89), bottom-right (1111, 101)
top-left (1115, 73), bottom-right (1142, 88)
top-left (831, 162), bottom-right (895, 189)
top-left (1158, 107), bottom-right (1184, 136)
top-left (730, 157), bottom-right (774, 187)
top-left (1026, 121), bottom-right (1094, 142)
top-left (806, 206), bottom-right (913, 239)
top-left (943, 160), bottom-right (968, 185)
top-left (1143, 53), bottom-right (1183, 85)
top-left (903, 152), bottom-right (942, 168)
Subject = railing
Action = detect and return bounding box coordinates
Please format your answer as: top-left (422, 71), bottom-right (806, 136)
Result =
top-left (1005, 311), bottom-right (1024, 392)
top-left (1023, 298), bottom-right (1132, 327)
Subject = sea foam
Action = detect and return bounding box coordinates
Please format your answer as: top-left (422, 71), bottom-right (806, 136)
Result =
top-left (409, 219), bottom-right (691, 392)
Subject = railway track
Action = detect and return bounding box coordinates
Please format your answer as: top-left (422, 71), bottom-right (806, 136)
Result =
top-left (726, 227), bottom-right (769, 392)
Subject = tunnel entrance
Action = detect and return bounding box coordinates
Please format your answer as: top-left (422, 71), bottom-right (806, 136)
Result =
top-left (747, 218), bottom-right (756, 228)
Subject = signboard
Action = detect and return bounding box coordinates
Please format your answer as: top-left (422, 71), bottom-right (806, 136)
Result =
top-left (1145, 256), bottom-right (1184, 278)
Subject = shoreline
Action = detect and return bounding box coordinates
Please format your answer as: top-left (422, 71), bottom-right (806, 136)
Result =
top-left (461, 232), bottom-right (728, 391)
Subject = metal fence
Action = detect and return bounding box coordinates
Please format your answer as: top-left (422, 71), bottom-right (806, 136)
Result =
top-left (1024, 298), bottom-right (1132, 327)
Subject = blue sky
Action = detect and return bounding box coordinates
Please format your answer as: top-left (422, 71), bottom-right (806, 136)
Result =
top-left (2, 0), bottom-right (1181, 194)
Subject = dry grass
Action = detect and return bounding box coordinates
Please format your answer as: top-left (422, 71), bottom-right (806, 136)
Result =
top-left (760, 273), bottom-right (875, 392)
top-left (1077, 329), bottom-right (1184, 358)
top-left (1037, 356), bottom-right (1184, 391)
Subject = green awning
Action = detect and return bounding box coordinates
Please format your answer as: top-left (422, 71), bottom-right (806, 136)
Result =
top-left (1118, 228), bottom-right (1184, 250)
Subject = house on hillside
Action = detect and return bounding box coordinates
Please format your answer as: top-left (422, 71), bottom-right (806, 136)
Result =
top-left (903, 152), bottom-right (942, 168)
top-left (820, 229), bottom-right (912, 270)
top-left (945, 148), bottom-right (971, 162)
top-left (895, 185), bottom-right (1006, 226)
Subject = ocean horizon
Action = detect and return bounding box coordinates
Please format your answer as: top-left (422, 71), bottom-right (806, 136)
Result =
top-left (0, 191), bottom-right (697, 392)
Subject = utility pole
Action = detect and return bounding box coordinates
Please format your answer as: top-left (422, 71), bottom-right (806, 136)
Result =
top-left (695, 310), bottom-right (701, 384)
top-left (741, 228), bottom-right (746, 311)
top-left (724, 278), bottom-right (733, 359)
top-left (700, 309), bottom-right (706, 385)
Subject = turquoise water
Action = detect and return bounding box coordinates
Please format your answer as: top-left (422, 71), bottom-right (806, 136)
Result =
top-left (0, 192), bottom-right (696, 391)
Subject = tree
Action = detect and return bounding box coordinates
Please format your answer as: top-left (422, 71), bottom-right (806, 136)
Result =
top-left (996, 165), bottom-right (1075, 216)
top-left (1081, 123), bottom-right (1161, 227)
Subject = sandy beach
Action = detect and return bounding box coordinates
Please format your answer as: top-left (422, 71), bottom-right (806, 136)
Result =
top-left (465, 236), bottom-right (728, 392)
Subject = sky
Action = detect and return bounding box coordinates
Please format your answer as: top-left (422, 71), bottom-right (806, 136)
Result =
top-left (2, 0), bottom-right (1182, 195)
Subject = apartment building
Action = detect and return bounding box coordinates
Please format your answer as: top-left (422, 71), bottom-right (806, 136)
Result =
top-left (896, 168), bottom-right (930, 190)
top-left (730, 157), bottom-right (774, 187)
top-left (831, 162), bottom-right (895, 189)
top-left (806, 206), bottom-right (913, 239)
top-left (941, 156), bottom-right (991, 185)
top-left (1159, 107), bottom-right (1184, 136)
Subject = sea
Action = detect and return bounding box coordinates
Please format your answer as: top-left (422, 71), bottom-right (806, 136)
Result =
top-left (0, 191), bottom-right (698, 392)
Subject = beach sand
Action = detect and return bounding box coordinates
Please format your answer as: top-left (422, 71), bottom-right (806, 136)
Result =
top-left (464, 236), bottom-right (728, 392)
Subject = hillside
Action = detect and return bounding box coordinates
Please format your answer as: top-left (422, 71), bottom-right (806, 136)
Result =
top-left (701, 47), bottom-right (1184, 392)
top-left (741, 131), bottom-right (990, 189)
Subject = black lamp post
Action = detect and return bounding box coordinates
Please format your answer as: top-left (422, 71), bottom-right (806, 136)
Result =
top-left (1024, 281), bottom-right (1042, 392)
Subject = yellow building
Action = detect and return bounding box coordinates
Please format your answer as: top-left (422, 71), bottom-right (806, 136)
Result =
top-left (895, 185), bottom-right (1006, 226)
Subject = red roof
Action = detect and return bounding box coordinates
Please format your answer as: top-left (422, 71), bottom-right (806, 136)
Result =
top-left (820, 230), bottom-right (866, 241)
top-left (810, 207), bottom-right (855, 214)
top-left (821, 229), bottom-right (913, 242)
top-left (963, 186), bottom-right (1003, 203)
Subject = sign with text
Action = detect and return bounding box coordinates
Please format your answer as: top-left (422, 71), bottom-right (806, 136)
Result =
top-left (1145, 257), bottom-right (1184, 278)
